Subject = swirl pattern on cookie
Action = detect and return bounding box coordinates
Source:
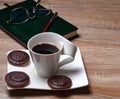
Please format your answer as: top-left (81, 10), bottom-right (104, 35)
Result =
top-left (5, 71), bottom-right (30, 88)
top-left (48, 75), bottom-right (72, 89)
top-left (7, 50), bottom-right (29, 66)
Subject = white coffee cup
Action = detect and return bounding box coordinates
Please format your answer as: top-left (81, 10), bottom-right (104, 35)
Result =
top-left (27, 32), bottom-right (77, 78)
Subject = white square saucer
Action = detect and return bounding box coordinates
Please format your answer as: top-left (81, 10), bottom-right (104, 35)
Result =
top-left (7, 48), bottom-right (89, 90)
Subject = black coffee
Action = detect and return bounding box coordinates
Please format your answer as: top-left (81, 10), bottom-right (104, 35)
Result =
top-left (32, 43), bottom-right (59, 54)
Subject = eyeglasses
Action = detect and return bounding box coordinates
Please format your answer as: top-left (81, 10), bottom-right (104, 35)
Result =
top-left (6, 0), bottom-right (51, 24)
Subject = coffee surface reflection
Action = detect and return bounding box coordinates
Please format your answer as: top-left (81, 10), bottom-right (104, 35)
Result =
top-left (32, 43), bottom-right (59, 54)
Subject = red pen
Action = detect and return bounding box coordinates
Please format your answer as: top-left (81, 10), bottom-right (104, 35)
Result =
top-left (42, 12), bottom-right (58, 32)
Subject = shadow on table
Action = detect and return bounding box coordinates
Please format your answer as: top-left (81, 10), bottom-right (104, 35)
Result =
top-left (7, 85), bottom-right (92, 97)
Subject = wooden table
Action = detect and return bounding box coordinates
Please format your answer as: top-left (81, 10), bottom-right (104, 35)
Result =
top-left (0, 0), bottom-right (120, 98)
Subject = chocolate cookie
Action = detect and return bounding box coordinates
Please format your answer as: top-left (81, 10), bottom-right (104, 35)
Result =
top-left (48, 75), bottom-right (72, 90)
top-left (5, 71), bottom-right (30, 88)
top-left (7, 50), bottom-right (29, 66)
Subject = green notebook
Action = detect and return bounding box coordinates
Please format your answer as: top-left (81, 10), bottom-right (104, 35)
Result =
top-left (0, 0), bottom-right (78, 48)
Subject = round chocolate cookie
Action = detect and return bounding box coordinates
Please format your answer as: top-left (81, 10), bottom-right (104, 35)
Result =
top-left (48, 75), bottom-right (72, 90)
top-left (7, 50), bottom-right (29, 66)
top-left (5, 71), bottom-right (30, 88)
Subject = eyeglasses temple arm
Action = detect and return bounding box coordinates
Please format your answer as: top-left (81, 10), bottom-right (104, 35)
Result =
top-left (4, 0), bottom-right (41, 7)
top-left (37, 0), bottom-right (41, 3)
top-left (4, 3), bottom-right (10, 7)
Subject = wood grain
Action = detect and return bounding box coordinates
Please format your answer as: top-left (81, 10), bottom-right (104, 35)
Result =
top-left (0, 0), bottom-right (120, 98)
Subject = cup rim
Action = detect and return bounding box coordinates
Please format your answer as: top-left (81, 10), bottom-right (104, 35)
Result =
top-left (27, 32), bottom-right (63, 56)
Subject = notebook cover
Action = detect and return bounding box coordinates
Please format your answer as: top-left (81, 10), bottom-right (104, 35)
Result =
top-left (0, 0), bottom-right (78, 48)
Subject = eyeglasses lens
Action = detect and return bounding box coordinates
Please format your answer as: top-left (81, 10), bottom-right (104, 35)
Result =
top-left (10, 8), bottom-right (29, 24)
top-left (35, 9), bottom-right (50, 18)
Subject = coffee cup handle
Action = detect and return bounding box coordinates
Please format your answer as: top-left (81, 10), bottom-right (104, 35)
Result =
top-left (58, 42), bottom-right (77, 67)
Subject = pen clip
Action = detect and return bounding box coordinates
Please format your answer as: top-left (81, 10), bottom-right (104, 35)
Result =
top-left (50, 12), bottom-right (58, 23)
